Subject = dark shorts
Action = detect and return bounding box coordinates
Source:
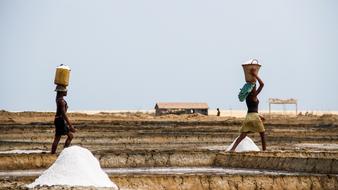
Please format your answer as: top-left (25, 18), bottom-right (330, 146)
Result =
top-left (54, 117), bottom-right (69, 136)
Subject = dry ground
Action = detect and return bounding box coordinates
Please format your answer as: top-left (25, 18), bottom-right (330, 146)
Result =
top-left (0, 111), bottom-right (337, 189)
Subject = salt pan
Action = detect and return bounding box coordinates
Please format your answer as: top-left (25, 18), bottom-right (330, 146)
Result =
top-left (0, 149), bottom-right (45, 154)
top-left (227, 136), bottom-right (260, 152)
top-left (27, 146), bottom-right (118, 189)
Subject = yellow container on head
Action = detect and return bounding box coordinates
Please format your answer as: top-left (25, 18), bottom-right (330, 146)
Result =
top-left (54, 65), bottom-right (71, 86)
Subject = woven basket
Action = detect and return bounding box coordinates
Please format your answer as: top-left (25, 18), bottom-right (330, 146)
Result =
top-left (242, 59), bottom-right (261, 83)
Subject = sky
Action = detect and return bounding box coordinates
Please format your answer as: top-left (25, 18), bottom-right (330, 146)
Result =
top-left (1, 0), bottom-right (338, 111)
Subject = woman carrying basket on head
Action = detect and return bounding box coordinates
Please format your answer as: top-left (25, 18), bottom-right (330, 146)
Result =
top-left (230, 68), bottom-right (266, 151)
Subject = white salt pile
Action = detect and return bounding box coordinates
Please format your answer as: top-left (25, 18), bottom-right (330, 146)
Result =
top-left (27, 146), bottom-right (118, 189)
top-left (226, 136), bottom-right (260, 152)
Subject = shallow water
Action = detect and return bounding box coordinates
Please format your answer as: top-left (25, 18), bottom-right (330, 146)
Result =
top-left (0, 150), bottom-right (46, 154)
top-left (1, 167), bottom-right (334, 178)
top-left (294, 143), bottom-right (338, 150)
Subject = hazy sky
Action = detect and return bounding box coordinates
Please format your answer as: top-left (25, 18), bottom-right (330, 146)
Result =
top-left (1, 0), bottom-right (338, 111)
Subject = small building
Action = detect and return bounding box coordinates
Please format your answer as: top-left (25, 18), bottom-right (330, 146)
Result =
top-left (154, 102), bottom-right (209, 116)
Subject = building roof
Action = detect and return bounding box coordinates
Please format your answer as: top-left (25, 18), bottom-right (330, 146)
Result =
top-left (155, 102), bottom-right (209, 109)
top-left (268, 98), bottom-right (297, 104)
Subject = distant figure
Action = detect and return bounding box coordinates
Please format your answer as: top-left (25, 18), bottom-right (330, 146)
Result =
top-left (51, 86), bottom-right (76, 154)
top-left (217, 108), bottom-right (221, 116)
top-left (230, 69), bottom-right (266, 151)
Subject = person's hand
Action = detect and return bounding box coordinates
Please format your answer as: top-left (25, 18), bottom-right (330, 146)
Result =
top-left (251, 68), bottom-right (258, 78)
top-left (259, 115), bottom-right (266, 122)
top-left (69, 125), bottom-right (77, 133)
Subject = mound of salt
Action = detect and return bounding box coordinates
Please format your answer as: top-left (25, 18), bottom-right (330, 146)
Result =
top-left (27, 146), bottom-right (118, 189)
top-left (226, 136), bottom-right (260, 152)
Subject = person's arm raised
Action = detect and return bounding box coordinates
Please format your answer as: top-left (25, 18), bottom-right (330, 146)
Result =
top-left (252, 71), bottom-right (264, 96)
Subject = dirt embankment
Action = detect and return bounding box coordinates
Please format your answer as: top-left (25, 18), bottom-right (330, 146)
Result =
top-left (111, 175), bottom-right (338, 190)
top-left (1, 151), bottom-right (337, 174)
top-left (1, 110), bottom-right (337, 125)
top-left (1, 174), bottom-right (337, 190)
top-left (215, 152), bottom-right (338, 174)
top-left (0, 154), bottom-right (56, 170)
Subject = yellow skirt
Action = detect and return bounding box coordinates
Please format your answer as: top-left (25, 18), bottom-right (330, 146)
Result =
top-left (240, 113), bottom-right (265, 133)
